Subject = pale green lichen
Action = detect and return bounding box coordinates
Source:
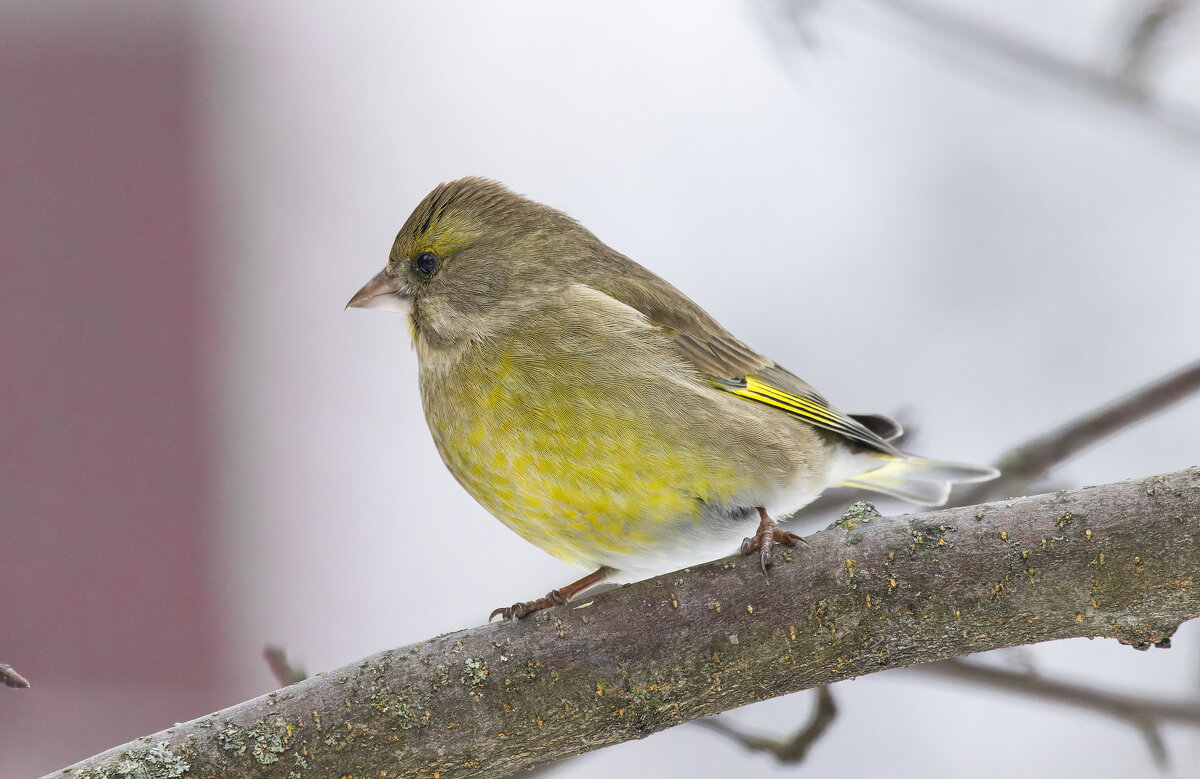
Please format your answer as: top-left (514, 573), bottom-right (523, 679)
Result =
top-left (215, 726), bottom-right (246, 756)
top-left (215, 720), bottom-right (292, 765)
top-left (840, 500), bottom-right (881, 522)
top-left (393, 699), bottom-right (427, 730)
top-left (370, 681), bottom-right (432, 730)
top-left (248, 721), bottom-right (291, 764)
top-left (830, 501), bottom-right (882, 539)
top-left (462, 657), bottom-right (489, 687)
top-left (76, 742), bottom-right (189, 779)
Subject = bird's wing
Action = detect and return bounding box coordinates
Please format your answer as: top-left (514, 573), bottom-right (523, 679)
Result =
top-left (589, 275), bottom-right (901, 455)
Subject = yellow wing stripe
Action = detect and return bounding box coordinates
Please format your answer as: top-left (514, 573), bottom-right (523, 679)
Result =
top-left (737, 390), bottom-right (841, 425)
top-left (723, 375), bottom-right (843, 426)
top-left (711, 374), bottom-right (897, 454)
top-left (745, 377), bottom-right (842, 424)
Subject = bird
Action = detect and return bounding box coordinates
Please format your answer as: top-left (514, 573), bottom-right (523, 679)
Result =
top-left (347, 177), bottom-right (998, 620)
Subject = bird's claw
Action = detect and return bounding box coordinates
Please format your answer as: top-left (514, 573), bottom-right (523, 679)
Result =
top-left (741, 508), bottom-right (805, 576)
top-left (489, 604), bottom-right (520, 622)
top-left (489, 589), bottom-right (569, 622)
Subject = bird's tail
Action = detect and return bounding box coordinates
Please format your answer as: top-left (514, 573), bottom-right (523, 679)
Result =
top-left (841, 456), bottom-right (999, 506)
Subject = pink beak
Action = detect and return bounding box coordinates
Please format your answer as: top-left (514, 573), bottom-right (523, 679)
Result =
top-left (346, 270), bottom-right (411, 314)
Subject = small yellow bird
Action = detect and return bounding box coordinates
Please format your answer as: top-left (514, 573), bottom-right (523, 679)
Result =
top-left (348, 178), bottom-right (997, 620)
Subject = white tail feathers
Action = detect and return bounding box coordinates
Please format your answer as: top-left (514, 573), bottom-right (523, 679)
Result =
top-left (841, 456), bottom-right (999, 506)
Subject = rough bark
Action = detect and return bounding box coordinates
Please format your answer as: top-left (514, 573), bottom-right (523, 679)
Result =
top-left (53, 468), bottom-right (1200, 779)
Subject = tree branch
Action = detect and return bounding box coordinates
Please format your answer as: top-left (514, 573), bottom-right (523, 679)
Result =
top-left (695, 686), bottom-right (837, 763)
top-left (956, 356), bottom-right (1200, 506)
top-left (1, 662), bottom-right (29, 689)
top-left (1118, 0), bottom-right (1193, 93)
top-left (842, 0), bottom-right (1200, 151)
top-left (52, 469), bottom-right (1200, 779)
top-left (721, 357), bottom-right (1200, 765)
top-left (262, 646), bottom-right (308, 687)
top-left (911, 657), bottom-right (1200, 768)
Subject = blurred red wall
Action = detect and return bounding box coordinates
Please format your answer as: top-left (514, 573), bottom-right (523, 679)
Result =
top-left (0, 7), bottom-right (226, 775)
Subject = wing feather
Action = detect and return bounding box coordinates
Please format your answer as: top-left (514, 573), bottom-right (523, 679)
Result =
top-left (587, 273), bottom-right (900, 455)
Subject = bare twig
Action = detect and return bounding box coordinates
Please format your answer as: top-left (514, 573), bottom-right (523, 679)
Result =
top-left (263, 645), bottom-right (308, 687)
top-left (794, 359), bottom-right (1200, 523)
top-left (1, 662), bottom-right (30, 689)
top-left (1118, 0), bottom-right (1193, 92)
top-left (911, 658), bottom-right (1200, 768)
top-left (833, 0), bottom-right (1200, 150)
top-left (956, 357), bottom-right (1200, 506)
top-left (697, 686), bottom-right (837, 763)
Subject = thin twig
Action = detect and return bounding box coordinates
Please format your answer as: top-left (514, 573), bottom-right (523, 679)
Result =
top-left (910, 658), bottom-right (1200, 768)
top-left (1, 662), bottom-right (30, 689)
top-left (955, 356), bottom-right (1200, 506)
top-left (842, 0), bottom-right (1200, 150)
top-left (1119, 0), bottom-right (1193, 92)
top-left (263, 646), bottom-right (308, 687)
top-left (795, 359), bottom-right (1200, 521)
top-left (696, 687), bottom-right (837, 763)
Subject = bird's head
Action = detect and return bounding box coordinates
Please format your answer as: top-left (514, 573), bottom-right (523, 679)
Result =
top-left (347, 177), bottom-right (602, 349)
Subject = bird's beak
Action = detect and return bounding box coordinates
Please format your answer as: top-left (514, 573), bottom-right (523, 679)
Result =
top-left (346, 269), bottom-right (411, 314)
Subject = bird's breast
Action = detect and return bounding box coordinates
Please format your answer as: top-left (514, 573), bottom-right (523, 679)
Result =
top-left (414, 305), bottom-right (827, 571)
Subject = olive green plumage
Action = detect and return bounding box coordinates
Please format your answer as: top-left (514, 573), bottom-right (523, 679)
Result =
top-left (349, 177), bottom-right (997, 581)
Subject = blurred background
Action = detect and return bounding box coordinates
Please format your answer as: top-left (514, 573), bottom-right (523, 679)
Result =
top-left (2, 1), bottom-right (1199, 776)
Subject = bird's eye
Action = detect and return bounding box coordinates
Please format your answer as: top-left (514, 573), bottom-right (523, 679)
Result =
top-left (414, 252), bottom-right (439, 277)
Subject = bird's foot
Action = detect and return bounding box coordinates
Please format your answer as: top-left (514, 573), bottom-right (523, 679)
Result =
top-left (489, 566), bottom-right (611, 622)
top-left (489, 589), bottom-right (568, 622)
top-left (740, 507), bottom-right (807, 574)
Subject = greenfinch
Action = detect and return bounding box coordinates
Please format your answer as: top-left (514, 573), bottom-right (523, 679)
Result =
top-left (348, 178), bottom-right (998, 619)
